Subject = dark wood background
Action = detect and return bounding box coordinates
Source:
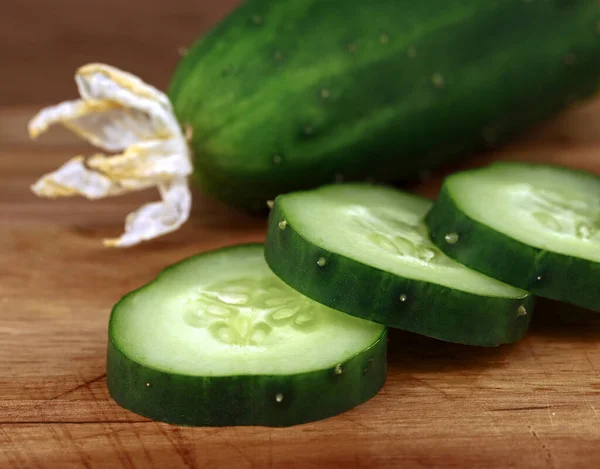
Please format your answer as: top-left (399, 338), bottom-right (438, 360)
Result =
top-left (2, 1), bottom-right (600, 467)
top-left (1, 0), bottom-right (238, 105)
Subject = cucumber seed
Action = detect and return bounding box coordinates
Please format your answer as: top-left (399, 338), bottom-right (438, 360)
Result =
top-left (432, 73), bottom-right (445, 88)
top-left (577, 223), bottom-right (592, 239)
top-left (444, 233), bottom-right (459, 244)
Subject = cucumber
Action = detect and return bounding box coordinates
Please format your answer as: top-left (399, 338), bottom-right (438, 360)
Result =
top-left (107, 244), bottom-right (387, 427)
top-left (264, 184), bottom-right (533, 346)
top-left (168, 0), bottom-right (600, 210)
top-left (426, 162), bottom-right (600, 312)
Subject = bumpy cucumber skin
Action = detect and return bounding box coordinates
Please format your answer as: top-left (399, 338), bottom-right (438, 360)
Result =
top-left (107, 330), bottom-right (386, 427)
top-left (265, 201), bottom-right (533, 347)
top-left (168, 0), bottom-right (600, 210)
top-left (426, 183), bottom-right (600, 313)
top-left (106, 243), bottom-right (387, 427)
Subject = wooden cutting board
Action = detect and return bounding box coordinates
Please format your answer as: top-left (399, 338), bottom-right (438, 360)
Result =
top-left (1, 101), bottom-right (600, 469)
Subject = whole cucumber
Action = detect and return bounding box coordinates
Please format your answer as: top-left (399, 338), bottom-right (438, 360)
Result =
top-left (169, 0), bottom-right (600, 209)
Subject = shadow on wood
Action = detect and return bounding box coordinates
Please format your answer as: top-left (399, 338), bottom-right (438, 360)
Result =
top-left (529, 297), bottom-right (600, 342)
top-left (385, 296), bottom-right (600, 376)
top-left (386, 328), bottom-right (516, 375)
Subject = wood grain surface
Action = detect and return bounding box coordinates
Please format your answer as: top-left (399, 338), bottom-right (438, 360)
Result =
top-left (3, 0), bottom-right (600, 463)
top-left (1, 97), bottom-right (600, 468)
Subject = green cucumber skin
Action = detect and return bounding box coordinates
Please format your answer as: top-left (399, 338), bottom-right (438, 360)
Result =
top-left (168, 0), bottom-right (600, 210)
top-left (265, 201), bottom-right (533, 347)
top-left (107, 331), bottom-right (386, 427)
top-left (426, 184), bottom-right (600, 313)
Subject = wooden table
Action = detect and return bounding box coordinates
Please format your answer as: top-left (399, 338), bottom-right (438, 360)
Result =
top-left (2, 101), bottom-right (600, 468)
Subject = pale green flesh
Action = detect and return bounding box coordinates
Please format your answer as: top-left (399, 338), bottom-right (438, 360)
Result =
top-left (111, 245), bottom-right (384, 377)
top-left (281, 184), bottom-right (525, 298)
top-left (447, 164), bottom-right (600, 263)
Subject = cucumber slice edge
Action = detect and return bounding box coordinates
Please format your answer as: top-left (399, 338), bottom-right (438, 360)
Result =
top-left (266, 184), bottom-right (533, 346)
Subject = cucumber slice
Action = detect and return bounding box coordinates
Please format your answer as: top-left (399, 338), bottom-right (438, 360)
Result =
top-left (265, 184), bottom-right (532, 346)
top-left (107, 244), bottom-right (386, 427)
top-left (426, 162), bottom-right (600, 311)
